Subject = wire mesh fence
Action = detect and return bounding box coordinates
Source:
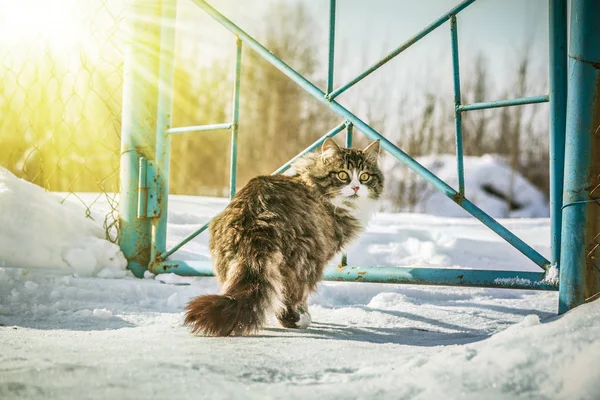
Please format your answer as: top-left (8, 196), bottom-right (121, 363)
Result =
top-left (588, 173), bottom-right (600, 290)
top-left (0, 0), bottom-right (125, 242)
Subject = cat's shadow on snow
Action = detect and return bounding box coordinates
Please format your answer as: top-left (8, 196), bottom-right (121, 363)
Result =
top-left (259, 307), bottom-right (491, 346)
top-left (260, 323), bottom-right (486, 346)
top-left (258, 304), bottom-right (554, 346)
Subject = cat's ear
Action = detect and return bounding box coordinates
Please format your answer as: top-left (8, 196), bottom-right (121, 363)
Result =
top-left (362, 140), bottom-right (380, 162)
top-left (321, 138), bottom-right (341, 156)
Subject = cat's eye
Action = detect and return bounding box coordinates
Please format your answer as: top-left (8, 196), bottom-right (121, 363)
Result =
top-left (337, 171), bottom-right (349, 181)
top-left (359, 172), bottom-right (371, 182)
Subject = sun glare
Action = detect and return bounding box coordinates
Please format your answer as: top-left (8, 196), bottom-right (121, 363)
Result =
top-left (0, 0), bottom-right (84, 49)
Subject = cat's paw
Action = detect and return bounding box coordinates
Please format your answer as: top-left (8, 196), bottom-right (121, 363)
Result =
top-left (278, 308), bottom-right (311, 329)
top-left (296, 311), bottom-right (311, 329)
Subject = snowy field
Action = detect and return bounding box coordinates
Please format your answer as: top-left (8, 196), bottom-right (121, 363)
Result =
top-left (1, 169), bottom-right (599, 399)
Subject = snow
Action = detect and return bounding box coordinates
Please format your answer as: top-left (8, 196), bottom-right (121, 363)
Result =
top-left (1, 170), bottom-right (598, 399)
top-left (0, 168), bottom-right (127, 277)
top-left (382, 154), bottom-right (550, 218)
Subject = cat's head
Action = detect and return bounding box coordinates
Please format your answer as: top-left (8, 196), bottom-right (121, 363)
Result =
top-left (294, 138), bottom-right (384, 208)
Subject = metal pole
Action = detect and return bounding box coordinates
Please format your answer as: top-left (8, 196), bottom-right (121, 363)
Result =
top-left (326, 0), bottom-right (336, 94)
top-left (345, 123), bottom-right (353, 148)
top-left (151, 0), bottom-right (178, 269)
top-left (119, 0), bottom-right (162, 278)
top-left (559, 0), bottom-right (600, 313)
top-left (450, 15), bottom-right (465, 195)
top-left (458, 95), bottom-right (548, 112)
top-left (548, 0), bottom-right (567, 266)
top-left (229, 38), bottom-right (242, 200)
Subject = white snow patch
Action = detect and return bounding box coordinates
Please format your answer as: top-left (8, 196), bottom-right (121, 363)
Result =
top-left (0, 168), bottom-right (127, 277)
top-left (92, 308), bottom-right (113, 318)
top-left (382, 154), bottom-right (549, 218)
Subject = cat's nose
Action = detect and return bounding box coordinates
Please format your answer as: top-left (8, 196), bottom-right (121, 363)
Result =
top-left (352, 186), bottom-right (360, 193)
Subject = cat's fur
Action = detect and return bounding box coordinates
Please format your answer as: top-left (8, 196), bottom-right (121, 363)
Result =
top-left (184, 138), bottom-right (384, 336)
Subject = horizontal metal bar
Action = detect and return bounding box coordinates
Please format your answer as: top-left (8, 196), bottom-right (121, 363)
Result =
top-left (189, 0), bottom-right (551, 271)
top-left (327, 0), bottom-right (477, 100)
top-left (160, 222), bottom-right (210, 260)
top-left (152, 260), bottom-right (558, 291)
top-left (166, 123), bottom-right (232, 135)
top-left (272, 121), bottom-right (347, 175)
top-left (458, 95), bottom-right (549, 112)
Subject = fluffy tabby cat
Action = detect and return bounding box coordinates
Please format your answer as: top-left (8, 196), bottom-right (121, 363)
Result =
top-left (184, 138), bottom-right (384, 336)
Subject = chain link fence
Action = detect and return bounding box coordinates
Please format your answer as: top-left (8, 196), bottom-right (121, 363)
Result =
top-left (0, 0), bottom-right (125, 242)
top-left (588, 173), bottom-right (600, 298)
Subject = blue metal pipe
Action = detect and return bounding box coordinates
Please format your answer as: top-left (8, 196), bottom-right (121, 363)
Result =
top-left (548, 0), bottom-right (567, 266)
top-left (153, 260), bottom-right (558, 291)
top-left (189, 0), bottom-right (551, 271)
top-left (159, 222), bottom-right (210, 262)
top-left (118, 0), bottom-right (162, 278)
top-left (229, 38), bottom-right (242, 200)
top-left (272, 122), bottom-right (347, 175)
top-left (458, 95), bottom-right (549, 112)
top-left (326, 0), bottom-right (336, 94)
top-left (166, 123), bottom-right (232, 135)
top-left (450, 15), bottom-right (465, 195)
top-left (326, 0), bottom-right (476, 101)
top-left (558, 0), bottom-right (600, 314)
top-left (151, 0), bottom-right (178, 268)
top-left (345, 123), bottom-right (353, 148)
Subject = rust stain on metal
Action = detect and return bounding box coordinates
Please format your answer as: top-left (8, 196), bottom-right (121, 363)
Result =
top-left (452, 192), bottom-right (465, 205)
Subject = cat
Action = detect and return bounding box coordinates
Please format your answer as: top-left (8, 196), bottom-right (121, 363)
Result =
top-left (184, 138), bottom-right (384, 336)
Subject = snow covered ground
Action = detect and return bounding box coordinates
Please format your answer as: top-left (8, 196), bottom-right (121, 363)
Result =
top-left (382, 154), bottom-right (550, 218)
top-left (1, 168), bottom-right (598, 399)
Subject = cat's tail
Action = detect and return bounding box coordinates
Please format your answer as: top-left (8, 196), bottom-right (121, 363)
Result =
top-left (184, 255), bottom-right (284, 337)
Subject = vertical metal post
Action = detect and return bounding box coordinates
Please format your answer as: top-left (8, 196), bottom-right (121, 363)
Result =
top-left (151, 0), bottom-right (178, 267)
top-left (559, 0), bottom-right (600, 313)
top-left (450, 15), bottom-right (465, 195)
top-left (229, 38), bottom-right (242, 200)
top-left (346, 123), bottom-right (353, 148)
top-left (548, 0), bottom-right (567, 266)
top-left (327, 0), bottom-right (336, 95)
top-left (119, 0), bottom-right (162, 277)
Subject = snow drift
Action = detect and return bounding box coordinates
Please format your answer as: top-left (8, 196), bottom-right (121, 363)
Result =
top-left (0, 167), bottom-right (126, 277)
top-left (382, 154), bottom-right (549, 218)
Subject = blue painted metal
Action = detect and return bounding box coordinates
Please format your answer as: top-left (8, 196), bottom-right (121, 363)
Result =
top-left (559, 0), bottom-right (600, 314)
top-left (450, 14), bottom-right (465, 195)
top-left (146, 161), bottom-right (160, 218)
top-left (327, 0), bottom-right (336, 94)
top-left (548, 0), bottom-right (567, 266)
top-left (166, 123), bottom-right (232, 135)
top-left (159, 222), bottom-right (210, 262)
top-left (458, 95), bottom-right (549, 112)
top-left (137, 157), bottom-right (148, 218)
top-left (151, 0), bottom-right (178, 266)
top-left (229, 38), bottom-right (242, 200)
top-left (326, 0), bottom-right (477, 101)
top-left (119, 0), bottom-right (162, 278)
top-left (272, 122), bottom-right (347, 175)
top-left (153, 260), bottom-right (558, 291)
top-left (345, 123), bottom-right (353, 148)
top-left (190, 0), bottom-right (550, 271)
